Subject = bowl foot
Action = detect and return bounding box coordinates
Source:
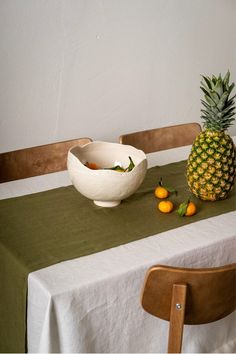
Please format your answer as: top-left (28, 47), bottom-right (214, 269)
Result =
top-left (94, 200), bottom-right (121, 207)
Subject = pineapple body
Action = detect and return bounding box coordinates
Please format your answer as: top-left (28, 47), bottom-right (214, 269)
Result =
top-left (187, 130), bottom-right (235, 201)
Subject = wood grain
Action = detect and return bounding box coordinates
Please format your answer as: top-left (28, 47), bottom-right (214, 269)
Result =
top-left (0, 137), bottom-right (92, 182)
top-left (119, 123), bottom-right (201, 153)
top-left (168, 284), bottom-right (187, 353)
top-left (141, 263), bottom-right (236, 353)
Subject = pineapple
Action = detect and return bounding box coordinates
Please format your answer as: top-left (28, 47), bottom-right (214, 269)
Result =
top-left (187, 71), bottom-right (236, 201)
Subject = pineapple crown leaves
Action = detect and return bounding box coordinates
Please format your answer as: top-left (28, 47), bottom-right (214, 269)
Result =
top-left (200, 70), bottom-right (236, 131)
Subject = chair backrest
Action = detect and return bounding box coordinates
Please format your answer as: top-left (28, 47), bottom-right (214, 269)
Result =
top-left (141, 263), bottom-right (236, 353)
top-left (119, 123), bottom-right (201, 153)
top-left (0, 137), bottom-right (92, 183)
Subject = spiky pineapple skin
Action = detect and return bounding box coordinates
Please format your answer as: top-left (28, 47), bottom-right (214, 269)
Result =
top-left (187, 130), bottom-right (235, 201)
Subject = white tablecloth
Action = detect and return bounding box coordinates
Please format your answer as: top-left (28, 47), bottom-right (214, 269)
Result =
top-left (1, 143), bottom-right (236, 353)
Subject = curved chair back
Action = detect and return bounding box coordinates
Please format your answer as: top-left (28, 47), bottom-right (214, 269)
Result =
top-left (0, 137), bottom-right (92, 182)
top-left (141, 263), bottom-right (236, 353)
top-left (120, 123), bottom-right (201, 153)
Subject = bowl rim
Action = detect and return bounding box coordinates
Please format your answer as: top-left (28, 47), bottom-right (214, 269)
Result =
top-left (68, 140), bottom-right (147, 175)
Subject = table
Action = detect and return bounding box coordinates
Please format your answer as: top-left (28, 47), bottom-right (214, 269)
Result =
top-left (1, 143), bottom-right (236, 353)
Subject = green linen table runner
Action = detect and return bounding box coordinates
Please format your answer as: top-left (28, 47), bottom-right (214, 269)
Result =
top-left (0, 160), bottom-right (235, 353)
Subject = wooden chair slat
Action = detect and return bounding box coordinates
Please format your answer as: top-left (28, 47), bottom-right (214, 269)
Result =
top-left (0, 137), bottom-right (92, 182)
top-left (168, 284), bottom-right (187, 354)
top-left (141, 263), bottom-right (236, 353)
top-left (119, 123), bottom-right (201, 153)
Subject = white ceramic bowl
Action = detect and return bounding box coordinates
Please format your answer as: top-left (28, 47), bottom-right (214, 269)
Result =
top-left (67, 141), bottom-right (147, 207)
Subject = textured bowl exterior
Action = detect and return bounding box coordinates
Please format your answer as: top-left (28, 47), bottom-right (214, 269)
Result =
top-left (67, 141), bottom-right (147, 206)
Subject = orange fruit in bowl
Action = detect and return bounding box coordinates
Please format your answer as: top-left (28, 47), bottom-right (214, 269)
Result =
top-left (155, 186), bottom-right (169, 199)
top-left (85, 162), bottom-right (99, 170)
top-left (185, 201), bottom-right (197, 216)
top-left (158, 200), bottom-right (174, 213)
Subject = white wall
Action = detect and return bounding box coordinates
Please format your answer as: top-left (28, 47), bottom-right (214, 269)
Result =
top-left (0, 0), bottom-right (235, 152)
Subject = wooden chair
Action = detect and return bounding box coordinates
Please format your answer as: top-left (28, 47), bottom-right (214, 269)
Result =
top-left (119, 123), bottom-right (201, 153)
top-left (0, 137), bottom-right (92, 183)
top-left (141, 263), bottom-right (236, 353)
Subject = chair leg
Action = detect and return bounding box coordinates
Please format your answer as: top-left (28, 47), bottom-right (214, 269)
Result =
top-left (167, 283), bottom-right (187, 353)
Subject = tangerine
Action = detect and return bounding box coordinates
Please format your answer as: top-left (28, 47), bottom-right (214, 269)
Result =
top-left (185, 201), bottom-right (197, 216)
top-left (158, 200), bottom-right (174, 213)
top-left (155, 186), bottom-right (169, 199)
top-left (85, 162), bottom-right (99, 170)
